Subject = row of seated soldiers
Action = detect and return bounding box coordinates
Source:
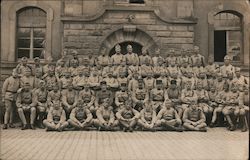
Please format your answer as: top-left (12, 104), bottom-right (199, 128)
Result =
top-left (1, 44), bottom-right (249, 132)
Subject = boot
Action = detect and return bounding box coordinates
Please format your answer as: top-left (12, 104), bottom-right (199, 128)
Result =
top-left (21, 124), bottom-right (29, 130)
top-left (2, 124), bottom-right (8, 129)
top-left (9, 123), bottom-right (15, 128)
top-left (30, 124), bottom-right (36, 130)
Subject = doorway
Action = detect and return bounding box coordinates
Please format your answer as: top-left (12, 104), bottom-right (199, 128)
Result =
top-left (214, 30), bottom-right (226, 62)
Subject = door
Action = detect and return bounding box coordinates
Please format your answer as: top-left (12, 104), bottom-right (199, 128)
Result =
top-left (214, 30), bottom-right (226, 62)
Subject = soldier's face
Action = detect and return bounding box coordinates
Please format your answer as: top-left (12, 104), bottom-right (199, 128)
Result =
top-left (84, 86), bottom-right (89, 91)
top-left (224, 59), bottom-right (230, 65)
top-left (115, 47), bottom-right (121, 53)
top-left (12, 71), bottom-right (18, 78)
top-left (235, 71), bottom-right (240, 77)
top-left (223, 84), bottom-right (229, 91)
top-left (54, 103), bottom-right (60, 110)
top-left (197, 84), bottom-right (202, 90)
top-left (101, 84), bottom-right (107, 90)
top-left (186, 84), bottom-right (191, 90)
top-left (22, 60), bottom-right (28, 65)
top-left (121, 86), bottom-right (126, 91)
top-left (40, 83), bottom-right (46, 89)
top-left (24, 71), bottom-right (31, 76)
top-left (210, 87), bottom-right (215, 92)
top-left (191, 104), bottom-right (197, 110)
top-left (218, 76), bottom-right (222, 81)
top-left (127, 46), bottom-right (132, 53)
top-left (165, 103), bottom-right (171, 109)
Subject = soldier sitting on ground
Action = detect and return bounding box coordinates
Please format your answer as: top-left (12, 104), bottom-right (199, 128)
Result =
top-left (116, 99), bottom-right (140, 132)
top-left (182, 101), bottom-right (207, 132)
top-left (155, 100), bottom-right (183, 132)
top-left (93, 98), bottom-right (119, 131)
top-left (68, 99), bottom-right (93, 130)
top-left (43, 101), bottom-right (68, 132)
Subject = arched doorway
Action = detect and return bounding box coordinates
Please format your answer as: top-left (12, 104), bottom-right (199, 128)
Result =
top-left (109, 41), bottom-right (143, 56)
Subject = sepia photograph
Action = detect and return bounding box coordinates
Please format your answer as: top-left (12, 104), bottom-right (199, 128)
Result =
top-left (0, 0), bottom-right (249, 159)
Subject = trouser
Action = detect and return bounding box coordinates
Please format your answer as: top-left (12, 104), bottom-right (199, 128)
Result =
top-left (183, 122), bottom-right (207, 131)
top-left (92, 119), bottom-right (119, 130)
top-left (18, 106), bottom-right (36, 125)
top-left (68, 119), bottom-right (93, 129)
top-left (118, 119), bottom-right (137, 129)
top-left (43, 120), bottom-right (69, 131)
top-left (4, 100), bottom-right (14, 125)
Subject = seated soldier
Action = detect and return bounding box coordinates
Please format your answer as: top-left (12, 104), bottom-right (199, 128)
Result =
top-left (137, 102), bottom-right (157, 131)
top-left (95, 81), bottom-right (114, 109)
top-left (181, 81), bottom-right (198, 111)
top-left (182, 101), bottom-right (207, 132)
top-left (68, 99), bottom-right (93, 130)
top-left (78, 84), bottom-right (95, 113)
top-left (143, 72), bottom-right (155, 91)
top-left (155, 100), bottom-right (182, 132)
top-left (61, 83), bottom-right (78, 118)
top-left (88, 70), bottom-right (101, 90)
top-left (47, 83), bottom-right (61, 107)
top-left (132, 78), bottom-right (149, 111)
top-left (44, 69), bottom-right (57, 92)
top-left (93, 98), bottom-right (119, 131)
top-left (43, 101), bottom-right (68, 132)
top-left (222, 84), bottom-right (240, 131)
top-left (115, 83), bottom-right (129, 112)
top-left (32, 81), bottom-right (48, 129)
top-left (16, 82), bottom-right (36, 130)
top-left (116, 99), bottom-right (140, 132)
top-left (59, 70), bottom-right (73, 91)
top-left (150, 80), bottom-right (168, 113)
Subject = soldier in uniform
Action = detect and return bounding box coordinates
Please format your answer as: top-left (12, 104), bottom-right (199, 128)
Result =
top-left (181, 81), bottom-right (198, 111)
top-left (88, 70), bottom-right (101, 90)
top-left (116, 99), bottom-right (140, 132)
top-left (79, 84), bottom-right (95, 113)
top-left (117, 72), bottom-right (128, 87)
top-left (44, 69), bottom-right (57, 91)
top-left (34, 70), bottom-right (43, 89)
top-left (205, 56), bottom-right (219, 79)
top-left (55, 58), bottom-right (67, 82)
top-left (196, 71), bottom-right (208, 90)
top-left (111, 44), bottom-right (126, 66)
top-left (214, 73), bottom-right (225, 92)
top-left (179, 48), bottom-right (192, 67)
top-left (2, 69), bottom-right (20, 129)
top-left (208, 85), bottom-right (219, 127)
top-left (93, 98), bottom-right (119, 131)
top-left (97, 47), bottom-right (111, 67)
top-left (155, 71), bottom-right (168, 89)
top-left (125, 45), bottom-right (139, 66)
top-left (140, 58), bottom-right (153, 78)
top-left (32, 81), bottom-right (48, 128)
top-left (165, 49), bottom-right (177, 67)
top-left (182, 101), bottom-right (207, 132)
top-left (155, 100), bottom-right (183, 131)
top-left (128, 63), bottom-right (140, 80)
top-left (222, 84), bottom-right (240, 131)
top-left (232, 67), bottom-right (248, 91)
top-left (115, 83), bottom-right (129, 112)
top-left (95, 81), bottom-right (114, 109)
top-left (43, 101), bottom-right (68, 132)
top-left (69, 58), bottom-right (79, 77)
top-left (143, 72), bottom-right (155, 91)
top-left (32, 57), bottom-right (43, 76)
top-left (132, 78), bottom-right (149, 111)
top-left (16, 82), bottom-right (36, 130)
top-left (168, 72), bottom-right (182, 90)
top-left (103, 72), bottom-right (119, 90)
top-left (152, 48), bottom-right (165, 67)
top-left (139, 48), bottom-right (152, 66)
top-left (191, 46), bottom-right (205, 67)
top-left (68, 99), bottom-right (93, 130)
top-left (137, 102), bottom-right (157, 131)
top-left (150, 80), bottom-right (168, 113)
top-left (72, 69), bottom-right (84, 90)
top-left (61, 83), bottom-right (78, 118)
top-left (166, 80), bottom-right (183, 117)
top-left (20, 67), bottom-right (34, 89)
top-left (47, 84), bottom-right (61, 107)
top-left (220, 55), bottom-right (235, 79)
top-left (60, 70), bottom-right (73, 91)
top-left (128, 72), bottom-right (140, 92)
top-left (238, 86), bottom-right (249, 132)
top-left (102, 62), bottom-right (114, 78)
top-left (181, 71), bottom-right (196, 90)
top-left (16, 57), bottom-right (32, 76)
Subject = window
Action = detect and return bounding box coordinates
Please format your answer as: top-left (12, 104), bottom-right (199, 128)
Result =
top-left (129, 0), bottom-right (145, 4)
top-left (16, 7), bottom-right (46, 59)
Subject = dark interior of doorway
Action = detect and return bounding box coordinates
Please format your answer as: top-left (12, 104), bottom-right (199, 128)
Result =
top-left (214, 30), bottom-right (227, 62)
top-left (109, 41), bottom-right (143, 56)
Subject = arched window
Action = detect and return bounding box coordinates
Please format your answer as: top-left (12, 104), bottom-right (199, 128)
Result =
top-left (16, 7), bottom-right (46, 59)
top-left (213, 11), bottom-right (242, 62)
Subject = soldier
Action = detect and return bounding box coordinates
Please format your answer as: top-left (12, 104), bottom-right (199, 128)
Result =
top-left (165, 49), bottom-right (177, 67)
top-left (232, 67), bottom-right (248, 91)
top-left (68, 58), bottom-right (79, 77)
top-left (61, 83), bottom-right (78, 118)
top-left (117, 72), bottom-right (128, 87)
top-left (155, 100), bottom-right (183, 131)
top-left (168, 72), bottom-right (182, 90)
top-left (68, 99), bottom-right (93, 130)
top-left (153, 61), bottom-right (166, 78)
top-left (227, 72), bottom-right (235, 90)
top-left (238, 86), bottom-right (249, 132)
top-left (128, 72), bottom-right (140, 92)
top-left (167, 60), bottom-right (181, 78)
top-left (196, 71), bottom-right (208, 90)
top-left (128, 63), bottom-right (141, 80)
top-left (111, 44), bottom-right (126, 66)
top-left (125, 44), bottom-right (139, 66)
top-left (103, 72), bottom-right (119, 90)
top-left (192, 60), bottom-right (206, 77)
top-left (114, 63), bottom-right (127, 78)
top-left (196, 82), bottom-right (213, 124)
top-left (155, 71), bottom-right (168, 89)
top-left (182, 101), bottom-right (207, 132)
top-left (32, 57), bottom-right (43, 76)
top-left (79, 84), bottom-right (95, 113)
top-left (166, 80), bottom-right (182, 117)
top-left (2, 69), bottom-right (20, 129)
top-left (152, 48), bottom-right (165, 67)
top-left (47, 84), bottom-right (61, 107)
top-left (43, 59), bottom-right (55, 78)
top-left (88, 70), bottom-right (101, 90)
top-left (191, 46), bottom-right (205, 67)
top-left (220, 55), bottom-right (235, 79)
top-left (20, 67), bottom-right (34, 89)
top-left (95, 81), bottom-right (114, 109)
top-left (214, 73), bottom-right (225, 92)
top-left (102, 62), bottom-right (114, 78)
top-left (93, 98), bottom-right (119, 131)
top-left (143, 72), bottom-right (155, 91)
top-left (16, 57), bottom-right (32, 76)
top-left (180, 61), bottom-right (193, 76)
top-left (181, 71), bottom-right (196, 90)
top-left (181, 81), bottom-right (198, 111)
top-left (16, 82), bottom-right (36, 130)
top-left (44, 69), bottom-right (57, 92)
top-left (43, 101), bottom-right (68, 132)
top-left (179, 48), bottom-right (192, 67)
top-left (205, 56), bottom-right (219, 79)
top-left (222, 84), bottom-right (240, 131)
top-left (115, 83), bottom-right (129, 112)
top-left (139, 48), bottom-right (152, 66)
top-left (132, 78), bottom-right (149, 111)
top-left (72, 69), bottom-right (85, 90)
top-left (59, 70), bottom-right (73, 90)
top-left (208, 85), bottom-right (219, 127)
top-left (150, 80), bottom-right (168, 113)
top-left (97, 47), bottom-right (111, 67)
top-left (34, 70), bottom-right (43, 89)
top-left (137, 102), bottom-right (157, 131)
top-left (140, 58), bottom-right (153, 78)
top-left (32, 81), bottom-right (48, 128)
top-left (116, 99), bottom-right (140, 132)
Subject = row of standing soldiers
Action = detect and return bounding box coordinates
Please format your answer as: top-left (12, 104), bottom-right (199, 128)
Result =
top-left (2, 44), bottom-right (249, 132)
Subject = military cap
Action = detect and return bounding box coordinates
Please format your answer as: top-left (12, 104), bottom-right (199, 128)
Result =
top-left (21, 57), bottom-right (28, 61)
top-left (34, 57), bottom-right (40, 62)
top-left (39, 80), bottom-right (46, 85)
top-left (115, 44), bottom-right (121, 49)
top-left (138, 77), bottom-right (144, 83)
top-left (235, 67), bottom-right (241, 72)
top-left (100, 81), bottom-right (107, 85)
top-left (224, 55), bottom-right (231, 60)
top-left (156, 79), bottom-right (162, 84)
top-left (121, 83), bottom-right (127, 87)
top-left (24, 82), bottom-right (31, 86)
top-left (170, 79), bottom-right (177, 85)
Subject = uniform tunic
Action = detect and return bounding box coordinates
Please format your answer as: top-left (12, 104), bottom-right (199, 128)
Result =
top-left (2, 76), bottom-right (20, 101)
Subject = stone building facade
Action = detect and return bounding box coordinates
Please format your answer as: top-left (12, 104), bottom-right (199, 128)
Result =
top-left (1, 0), bottom-right (250, 78)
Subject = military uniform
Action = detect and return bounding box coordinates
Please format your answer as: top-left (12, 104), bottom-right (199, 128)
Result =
top-left (47, 87), bottom-right (62, 107)
top-left (220, 55), bottom-right (235, 79)
top-left (97, 55), bottom-right (111, 67)
top-left (150, 87), bottom-right (167, 112)
top-left (115, 89), bottom-right (129, 111)
top-left (140, 64), bottom-right (153, 78)
top-left (44, 72), bottom-right (57, 91)
top-left (61, 87), bottom-right (78, 117)
top-left (132, 85), bottom-right (149, 111)
top-left (95, 86), bottom-right (114, 108)
top-left (125, 52), bottom-right (139, 66)
top-left (43, 103), bottom-right (68, 131)
top-left (111, 53), bottom-right (126, 66)
top-left (143, 76), bottom-right (155, 91)
top-left (127, 65), bottom-right (140, 80)
top-left (181, 88), bottom-right (198, 110)
top-left (79, 87), bottom-right (95, 113)
top-left (88, 72), bottom-right (101, 90)
top-left (137, 105), bottom-right (157, 131)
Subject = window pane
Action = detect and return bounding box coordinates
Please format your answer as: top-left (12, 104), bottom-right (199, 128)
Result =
top-left (34, 28), bottom-right (46, 38)
top-left (34, 39), bottom-right (44, 48)
top-left (17, 49), bottom-right (30, 59)
top-left (18, 39), bottom-right (30, 48)
top-left (17, 28), bottom-right (31, 37)
top-left (33, 49), bottom-right (42, 58)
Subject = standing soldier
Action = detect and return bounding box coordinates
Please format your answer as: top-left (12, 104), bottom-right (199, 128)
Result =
top-left (232, 67), bottom-right (248, 91)
top-left (152, 48), bottom-right (165, 67)
top-left (2, 69), bottom-right (20, 129)
top-left (61, 83), bottom-right (78, 118)
top-left (79, 84), bottom-right (95, 113)
top-left (139, 48), bottom-right (153, 66)
top-left (191, 46), bottom-right (205, 67)
top-left (155, 100), bottom-right (183, 131)
top-left (137, 103), bottom-right (157, 131)
top-left (93, 98), bottom-right (119, 131)
top-left (68, 99), bottom-right (93, 130)
top-left (116, 99), bottom-right (140, 132)
top-left (43, 101), bottom-right (68, 132)
top-left (166, 80), bottom-right (183, 117)
top-left (32, 57), bottom-right (43, 76)
top-left (220, 55), bottom-right (235, 79)
top-left (16, 82), bottom-right (36, 130)
top-left (95, 81), bottom-right (114, 109)
top-left (111, 44), bottom-right (126, 66)
top-left (97, 47), bottom-right (111, 67)
top-left (16, 57), bottom-right (32, 76)
top-left (132, 78), bottom-right (149, 111)
top-left (32, 81), bottom-right (48, 128)
top-left (115, 83), bottom-right (129, 112)
top-left (20, 67), bottom-right (34, 89)
top-left (150, 80), bottom-right (168, 113)
top-left (125, 44), bottom-right (139, 66)
top-left (182, 101), bottom-right (207, 132)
